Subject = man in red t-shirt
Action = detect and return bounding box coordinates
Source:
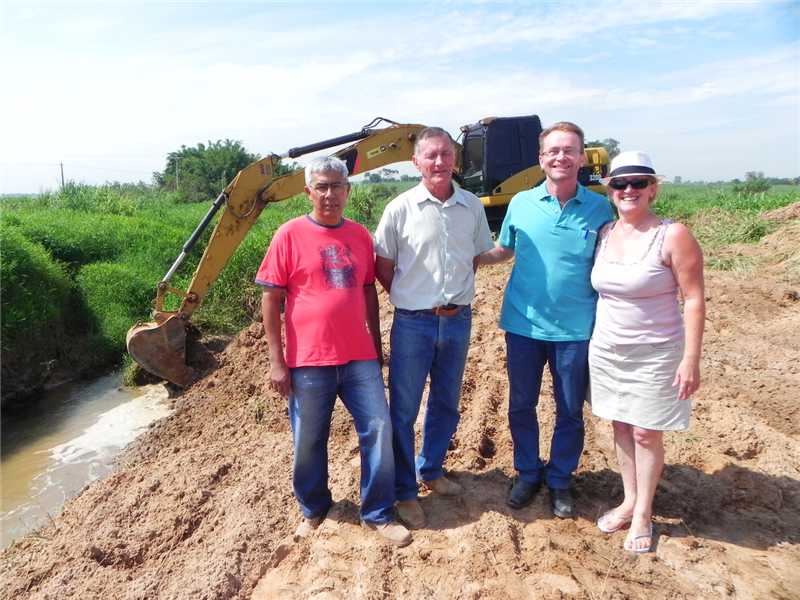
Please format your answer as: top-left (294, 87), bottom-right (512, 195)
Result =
top-left (256, 156), bottom-right (411, 547)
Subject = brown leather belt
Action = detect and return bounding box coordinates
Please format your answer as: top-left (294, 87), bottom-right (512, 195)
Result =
top-left (424, 304), bottom-right (464, 317)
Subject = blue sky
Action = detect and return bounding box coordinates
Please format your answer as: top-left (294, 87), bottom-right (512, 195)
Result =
top-left (1, 1), bottom-right (798, 194)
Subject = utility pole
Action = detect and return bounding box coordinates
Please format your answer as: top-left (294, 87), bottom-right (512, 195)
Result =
top-left (60, 163), bottom-right (65, 188)
top-left (171, 156), bottom-right (182, 190)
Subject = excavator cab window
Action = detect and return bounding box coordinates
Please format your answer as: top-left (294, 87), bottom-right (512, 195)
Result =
top-left (461, 133), bottom-right (485, 194)
top-left (461, 116), bottom-right (543, 197)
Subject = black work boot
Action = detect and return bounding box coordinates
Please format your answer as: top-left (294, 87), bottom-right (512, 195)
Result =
top-left (549, 487), bottom-right (574, 519)
top-left (507, 479), bottom-right (542, 509)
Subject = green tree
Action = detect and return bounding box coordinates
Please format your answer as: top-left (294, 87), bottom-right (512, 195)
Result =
top-left (154, 140), bottom-right (261, 202)
top-left (379, 168), bottom-right (399, 181)
top-left (275, 159), bottom-right (301, 177)
top-left (587, 138), bottom-right (621, 159)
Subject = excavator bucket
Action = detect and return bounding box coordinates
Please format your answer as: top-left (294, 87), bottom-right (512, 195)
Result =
top-left (126, 316), bottom-right (193, 387)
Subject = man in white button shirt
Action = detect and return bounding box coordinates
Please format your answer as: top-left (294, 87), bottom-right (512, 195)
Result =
top-left (374, 127), bottom-right (494, 530)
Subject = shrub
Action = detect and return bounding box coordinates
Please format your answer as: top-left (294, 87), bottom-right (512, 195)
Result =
top-left (344, 183), bottom-right (398, 230)
top-left (731, 172), bottom-right (771, 196)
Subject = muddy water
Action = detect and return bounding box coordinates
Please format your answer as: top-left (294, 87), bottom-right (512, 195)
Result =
top-left (1, 374), bottom-right (170, 548)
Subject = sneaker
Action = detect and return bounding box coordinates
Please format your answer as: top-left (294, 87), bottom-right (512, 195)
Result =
top-left (396, 499), bottom-right (427, 529)
top-left (293, 516), bottom-right (324, 541)
top-left (507, 479), bottom-right (542, 509)
top-left (549, 487), bottom-right (574, 519)
top-left (422, 476), bottom-right (464, 498)
top-left (361, 519), bottom-right (413, 547)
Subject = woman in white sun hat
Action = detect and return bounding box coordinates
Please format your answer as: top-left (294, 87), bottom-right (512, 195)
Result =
top-left (589, 151), bottom-right (706, 553)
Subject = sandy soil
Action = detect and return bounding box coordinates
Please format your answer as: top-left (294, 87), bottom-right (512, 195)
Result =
top-left (2, 208), bottom-right (799, 600)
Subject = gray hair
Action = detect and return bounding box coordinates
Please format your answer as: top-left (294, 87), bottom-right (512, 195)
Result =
top-left (305, 155), bottom-right (349, 186)
top-left (414, 126), bottom-right (455, 156)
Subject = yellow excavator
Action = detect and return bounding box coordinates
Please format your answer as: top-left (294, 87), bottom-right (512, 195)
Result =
top-left (126, 116), bottom-right (609, 386)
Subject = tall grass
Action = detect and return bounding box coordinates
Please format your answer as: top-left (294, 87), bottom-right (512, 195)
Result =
top-left (656, 185), bottom-right (798, 247)
top-left (1, 184), bottom-right (211, 397)
top-left (0, 226), bottom-right (73, 357)
top-left (654, 184), bottom-right (798, 273)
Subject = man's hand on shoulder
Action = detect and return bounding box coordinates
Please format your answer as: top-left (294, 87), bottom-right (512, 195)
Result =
top-left (476, 243), bottom-right (515, 267)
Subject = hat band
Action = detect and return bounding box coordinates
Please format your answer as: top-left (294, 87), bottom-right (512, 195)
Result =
top-left (610, 165), bottom-right (656, 178)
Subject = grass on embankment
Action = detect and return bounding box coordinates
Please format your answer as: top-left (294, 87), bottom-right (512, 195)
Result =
top-left (654, 184), bottom-right (799, 272)
top-left (1, 181), bottom-right (797, 404)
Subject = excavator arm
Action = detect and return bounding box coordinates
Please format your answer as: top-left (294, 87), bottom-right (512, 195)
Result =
top-left (127, 118), bottom-right (426, 386)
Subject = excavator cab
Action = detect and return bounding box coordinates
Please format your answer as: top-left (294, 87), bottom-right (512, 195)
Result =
top-left (460, 115), bottom-right (544, 231)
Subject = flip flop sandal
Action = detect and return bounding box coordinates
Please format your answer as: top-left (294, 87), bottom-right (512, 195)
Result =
top-left (597, 510), bottom-right (633, 534)
top-left (624, 522), bottom-right (654, 554)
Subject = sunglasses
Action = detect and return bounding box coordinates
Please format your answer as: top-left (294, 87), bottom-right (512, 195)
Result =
top-left (609, 178), bottom-right (652, 190)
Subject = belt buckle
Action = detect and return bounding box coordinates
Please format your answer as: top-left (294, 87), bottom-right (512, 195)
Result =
top-left (434, 304), bottom-right (458, 316)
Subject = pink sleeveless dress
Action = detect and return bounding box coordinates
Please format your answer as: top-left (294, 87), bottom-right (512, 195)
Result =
top-left (588, 220), bottom-right (691, 430)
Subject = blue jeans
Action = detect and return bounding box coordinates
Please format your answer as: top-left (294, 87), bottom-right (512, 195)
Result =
top-left (505, 332), bottom-right (588, 489)
top-left (389, 306), bottom-right (472, 501)
top-left (289, 359), bottom-right (395, 524)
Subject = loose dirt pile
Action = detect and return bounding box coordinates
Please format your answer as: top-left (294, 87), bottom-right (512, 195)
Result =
top-left (2, 210), bottom-right (799, 600)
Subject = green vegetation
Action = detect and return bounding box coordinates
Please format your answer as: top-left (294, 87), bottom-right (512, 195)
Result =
top-left (587, 138), bottom-right (620, 159)
top-left (153, 140), bottom-right (300, 204)
top-left (653, 183), bottom-right (798, 272)
top-left (0, 227), bottom-right (72, 362)
top-left (1, 183), bottom-right (209, 393)
top-left (731, 171), bottom-right (772, 195)
top-left (655, 184), bottom-right (797, 245)
top-left (2, 179), bottom-right (797, 403)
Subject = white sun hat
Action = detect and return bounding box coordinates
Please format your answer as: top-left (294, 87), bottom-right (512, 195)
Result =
top-left (600, 151), bottom-right (666, 185)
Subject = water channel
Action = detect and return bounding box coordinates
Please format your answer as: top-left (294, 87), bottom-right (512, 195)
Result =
top-left (1, 374), bottom-right (171, 548)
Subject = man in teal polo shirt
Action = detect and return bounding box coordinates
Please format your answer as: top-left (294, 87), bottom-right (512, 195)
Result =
top-left (477, 122), bottom-right (613, 518)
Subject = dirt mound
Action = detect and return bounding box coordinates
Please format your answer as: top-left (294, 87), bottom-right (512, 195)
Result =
top-left (2, 217), bottom-right (800, 600)
top-left (762, 201), bottom-right (800, 221)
